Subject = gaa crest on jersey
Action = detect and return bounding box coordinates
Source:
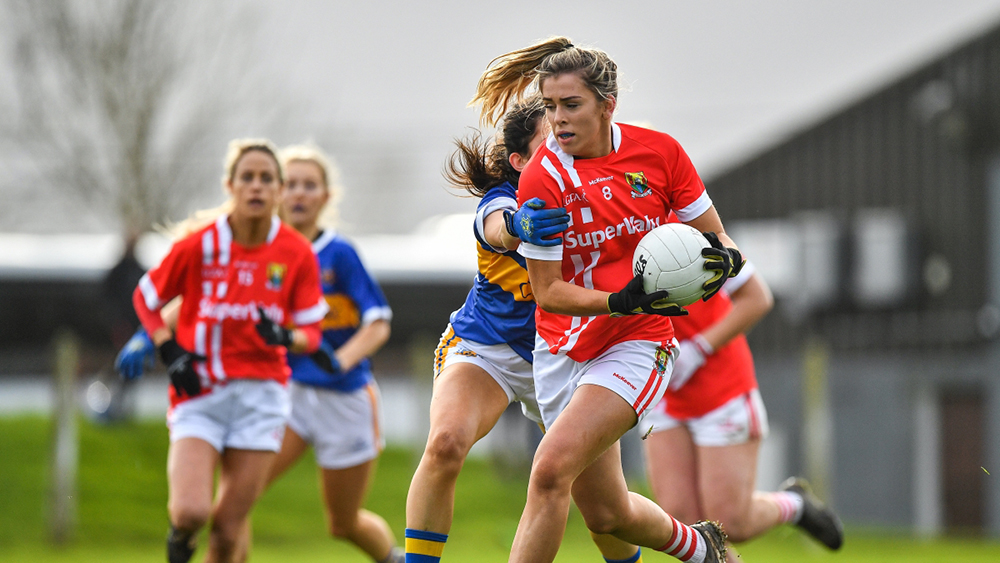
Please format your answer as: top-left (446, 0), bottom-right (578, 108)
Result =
top-left (265, 263), bottom-right (287, 291)
top-left (625, 171), bottom-right (651, 199)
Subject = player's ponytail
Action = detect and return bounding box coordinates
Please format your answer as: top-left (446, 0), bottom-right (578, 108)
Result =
top-left (472, 36), bottom-right (572, 127)
top-left (472, 36), bottom-right (618, 128)
top-left (446, 97), bottom-right (545, 198)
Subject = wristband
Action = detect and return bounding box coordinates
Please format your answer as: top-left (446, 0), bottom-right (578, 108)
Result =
top-left (692, 333), bottom-right (715, 356)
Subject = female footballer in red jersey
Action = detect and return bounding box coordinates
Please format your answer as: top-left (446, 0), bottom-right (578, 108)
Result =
top-left (132, 139), bottom-right (328, 563)
top-left (404, 100), bottom-right (645, 563)
top-left (471, 37), bottom-right (746, 563)
top-left (642, 226), bottom-right (843, 560)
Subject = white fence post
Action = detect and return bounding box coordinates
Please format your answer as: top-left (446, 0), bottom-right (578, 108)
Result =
top-left (50, 329), bottom-right (79, 545)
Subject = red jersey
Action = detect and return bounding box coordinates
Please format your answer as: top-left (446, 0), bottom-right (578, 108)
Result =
top-left (660, 268), bottom-right (758, 419)
top-left (136, 215), bottom-right (328, 407)
top-left (518, 123), bottom-right (712, 361)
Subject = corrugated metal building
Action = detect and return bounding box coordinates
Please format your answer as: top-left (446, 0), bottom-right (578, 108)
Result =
top-left (707, 22), bottom-right (1000, 534)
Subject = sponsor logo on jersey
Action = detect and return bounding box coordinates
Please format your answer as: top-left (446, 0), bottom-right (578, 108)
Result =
top-left (613, 372), bottom-right (637, 390)
top-left (563, 214), bottom-right (662, 250)
top-left (265, 263), bottom-right (287, 290)
top-left (198, 299), bottom-right (285, 324)
top-left (625, 171), bottom-right (651, 199)
top-left (588, 175), bottom-right (615, 185)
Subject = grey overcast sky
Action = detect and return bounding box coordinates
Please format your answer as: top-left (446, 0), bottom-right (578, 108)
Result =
top-left (251, 0), bottom-right (1000, 233)
top-left (262, 0), bottom-right (1000, 171)
top-left (10, 1), bottom-right (1000, 236)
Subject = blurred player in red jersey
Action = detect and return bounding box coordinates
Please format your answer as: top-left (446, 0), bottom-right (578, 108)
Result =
top-left (642, 217), bottom-right (843, 561)
top-left (132, 139), bottom-right (328, 563)
top-left (471, 37), bottom-right (747, 563)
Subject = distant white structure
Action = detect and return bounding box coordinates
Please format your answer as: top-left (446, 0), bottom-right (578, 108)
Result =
top-left (0, 213), bottom-right (480, 283)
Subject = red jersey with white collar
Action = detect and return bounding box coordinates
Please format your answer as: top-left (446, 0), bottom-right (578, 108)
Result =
top-left (136, 215), bottom-right (328, 407)
top-left (518, 123), bottom-right (712, 361)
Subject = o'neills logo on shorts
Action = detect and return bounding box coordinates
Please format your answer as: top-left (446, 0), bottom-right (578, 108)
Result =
top-left (613, 372), bottom-right (637, 390)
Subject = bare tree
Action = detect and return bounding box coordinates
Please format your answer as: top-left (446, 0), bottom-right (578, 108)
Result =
top-left (0, 0), bottom-right (291, 235)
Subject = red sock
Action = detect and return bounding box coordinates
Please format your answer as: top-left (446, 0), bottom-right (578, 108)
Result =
top-left (656, 515), bottom-right (706, 562)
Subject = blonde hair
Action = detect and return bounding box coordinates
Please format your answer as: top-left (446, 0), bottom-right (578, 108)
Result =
top-left (471, 36), bottom-right (618, 127)
top-left (279, 142), bottom-right (342, 228)
top-left (167, 138), bottom-right (284, 238)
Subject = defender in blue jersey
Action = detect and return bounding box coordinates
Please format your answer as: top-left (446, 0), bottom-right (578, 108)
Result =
top-left (287, 228), bottom-right (392, 393)
top-left (269, 145), bottom-right (401, 563)
top-left (403, 100), bottom-right (570, 563)
top-left (447, 180), bottom-right (537, 367)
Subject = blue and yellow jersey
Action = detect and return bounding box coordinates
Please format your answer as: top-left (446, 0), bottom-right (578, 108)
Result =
top-left (287, 230), bottom-right (392, 392)
top-left (448, 182), bottom-right (536, 363)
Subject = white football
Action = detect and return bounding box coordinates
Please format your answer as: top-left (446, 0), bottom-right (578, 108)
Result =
top-left (632, 223), bottom-right (714, 307)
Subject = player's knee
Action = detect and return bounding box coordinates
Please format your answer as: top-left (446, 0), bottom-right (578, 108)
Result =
top-left (424, 428), bottom-right (472, 472)
top-left (579, 506), bottom-right (626, 536)
top-left (528, 455), bottom-right (574, 495)
top-left (169, 503), bottom-right (210, 533)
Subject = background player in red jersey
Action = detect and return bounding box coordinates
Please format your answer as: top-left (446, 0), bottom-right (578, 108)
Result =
top-left (120, 144), bottom-right (403, 562)
top-left (641, 232), bottom-right (843, 560)
top-left (132, 138), bottom-right (328, 563)
top-left (471, 37), bottom-right (746, 563)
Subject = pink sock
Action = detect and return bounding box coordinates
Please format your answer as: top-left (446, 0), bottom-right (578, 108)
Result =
top-left (767, 491), bottom-right (804, 523)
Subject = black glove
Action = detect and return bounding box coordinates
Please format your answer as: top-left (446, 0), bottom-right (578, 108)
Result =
top-left (309, 341), bottom-right (343, 375)
top-left (607, 274), bottom-right (689, 317)
top-left (701, 232), bottom-right (745, 301)
top-left (256, 307), bottom-right (294, 347)
top-left (158, 338), bottom-right (205, 397)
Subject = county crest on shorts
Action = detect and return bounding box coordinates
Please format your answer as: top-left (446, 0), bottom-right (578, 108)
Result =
top-left (625, 171), bottom-right (651, 199)
top-left (654, 345), bottom-right (670, 376)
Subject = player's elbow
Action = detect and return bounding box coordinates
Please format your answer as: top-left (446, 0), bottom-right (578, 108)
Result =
top-left (531, 287), bottom-right (559, 313)
top-left (372, 319), bottom-right (391, 349)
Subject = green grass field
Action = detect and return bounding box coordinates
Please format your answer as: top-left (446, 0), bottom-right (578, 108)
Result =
top-left (2, 415), bottom-right (999, 562)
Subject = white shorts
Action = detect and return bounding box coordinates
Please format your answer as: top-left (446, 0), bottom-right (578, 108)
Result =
top-left (434, 325), bottom-right (541, 424)
top-left (287, 380), bottom-right (386, 470)
top-left (532, 336), bottom-right (676, 431)
top-left (641, 389), bottom-right (770, 447)
top-left (168, 379), bottom-right (290, 452)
